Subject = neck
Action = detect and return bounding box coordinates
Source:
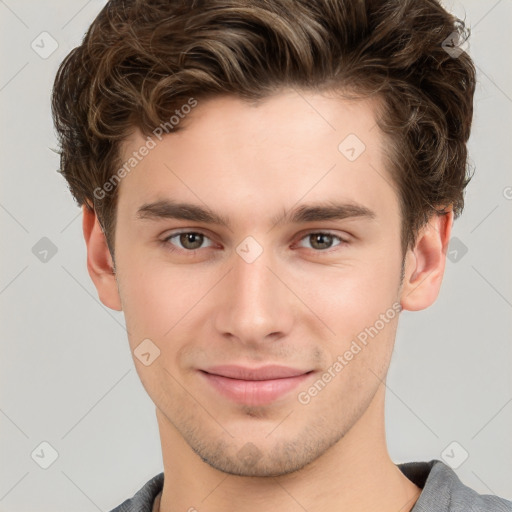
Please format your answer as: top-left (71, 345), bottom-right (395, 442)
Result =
top-left (155, 384), bottom-right (421, 512)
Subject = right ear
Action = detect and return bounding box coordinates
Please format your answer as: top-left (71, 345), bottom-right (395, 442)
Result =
top-left (82, 204), bottom-right (122, 311)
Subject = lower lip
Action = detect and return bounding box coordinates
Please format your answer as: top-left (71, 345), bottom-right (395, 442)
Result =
top-left (199, 371), bottom-right (313, 406)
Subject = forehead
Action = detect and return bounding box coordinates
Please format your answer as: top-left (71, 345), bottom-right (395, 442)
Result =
top-left (116, 89), bottom-right (398, 229)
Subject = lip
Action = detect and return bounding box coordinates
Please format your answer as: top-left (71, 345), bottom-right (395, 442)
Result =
top-left (199, 365), bottom-right (314, 406)
top-left (203, 364), bottom-right (310, 380)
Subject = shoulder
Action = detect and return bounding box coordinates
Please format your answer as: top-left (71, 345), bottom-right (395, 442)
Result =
top-left (109, 472), bottom-right (164, 512)
top-left (397, 459), bottom-right (512, 512)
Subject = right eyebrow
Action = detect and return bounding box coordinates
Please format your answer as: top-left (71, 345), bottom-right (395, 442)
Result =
top-left (136, 200), bottom-right (232, 228)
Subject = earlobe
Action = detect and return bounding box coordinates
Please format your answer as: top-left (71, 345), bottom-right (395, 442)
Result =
top-left (82, 205), bottom-right (122, 311)
top-left (400, 210), bottom-right (453, 312)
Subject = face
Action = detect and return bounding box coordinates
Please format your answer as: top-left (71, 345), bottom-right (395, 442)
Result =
top-left (87, 89), bottom-right (445, 477)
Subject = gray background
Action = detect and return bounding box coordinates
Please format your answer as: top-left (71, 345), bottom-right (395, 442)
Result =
top-left (1, 0), bottom-right (511, 510)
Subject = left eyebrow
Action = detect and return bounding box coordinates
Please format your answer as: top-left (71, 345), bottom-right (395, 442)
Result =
top-left (135, 199), bottom-right (376, 229)
top-left (271, 201), bottom-right (376, 226)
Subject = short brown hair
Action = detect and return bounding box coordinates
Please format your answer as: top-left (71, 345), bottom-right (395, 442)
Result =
top-left (52, 0), bottom-right (476, 259)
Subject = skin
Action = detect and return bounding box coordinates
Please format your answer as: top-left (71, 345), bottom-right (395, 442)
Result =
top-left (83, 89), bottom-right (452, 512)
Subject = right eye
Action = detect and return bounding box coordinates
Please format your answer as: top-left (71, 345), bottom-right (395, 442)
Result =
top-left (161, 231), bottom-right (215, 253)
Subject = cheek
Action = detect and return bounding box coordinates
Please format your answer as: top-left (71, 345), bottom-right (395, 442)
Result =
top-left (115, 252), bottom-right (173, 339)
top-left (300, 253), bottom-right (401, 370)
top-left (116, 251), bottom-right (218, 346)
top-left (296, 256), bottom-right (400, 333)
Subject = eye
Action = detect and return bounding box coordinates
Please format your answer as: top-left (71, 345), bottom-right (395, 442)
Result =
top-left (161, 230), bottom-right (348, 255)
top-left (296, 232), bottom-right (346, 251)
top-left (162, 231), bottom-right (214, 252)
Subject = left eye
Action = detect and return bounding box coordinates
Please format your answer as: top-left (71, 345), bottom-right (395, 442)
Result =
top-left (295, 232), bottom-right (344, 251)
top-left (163, 231), bottom-right (344, 252)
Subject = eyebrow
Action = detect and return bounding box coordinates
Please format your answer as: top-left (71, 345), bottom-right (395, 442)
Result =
top-left (135, 199), bottom-right (376, 229)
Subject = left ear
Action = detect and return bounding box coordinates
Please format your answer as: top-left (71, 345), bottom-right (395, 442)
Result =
top-left (400, 209), bottom-right (453, 311)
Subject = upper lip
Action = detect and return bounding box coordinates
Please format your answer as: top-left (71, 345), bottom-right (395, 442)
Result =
top-left (201, 365), bottom-right (311, 381)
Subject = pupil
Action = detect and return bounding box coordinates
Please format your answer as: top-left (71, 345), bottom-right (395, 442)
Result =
top-left (181, 233), bottom-right (202, 249)
top-left (312, 233), bottom-right (331, 250)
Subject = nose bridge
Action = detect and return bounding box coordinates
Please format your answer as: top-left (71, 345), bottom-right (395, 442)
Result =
top-left (214, 238), bottom-right (293, 343)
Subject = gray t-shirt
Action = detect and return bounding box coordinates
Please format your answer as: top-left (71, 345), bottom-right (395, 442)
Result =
top-left (109, 459), bottom-right (512, 511)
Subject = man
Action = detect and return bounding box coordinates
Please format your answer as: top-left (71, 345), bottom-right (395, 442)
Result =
top-left (51, 0), bottom-right (511, 511)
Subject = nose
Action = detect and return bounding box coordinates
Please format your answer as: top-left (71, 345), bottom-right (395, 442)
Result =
top-left (213, 241), bottom-right (294, 348)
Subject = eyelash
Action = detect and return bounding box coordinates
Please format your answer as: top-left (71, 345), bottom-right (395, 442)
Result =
top-left (160, 230), bottom-right (349, 255)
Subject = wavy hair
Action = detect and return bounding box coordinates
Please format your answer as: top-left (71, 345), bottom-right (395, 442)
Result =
top-left (52, 0), bottom-right (476, 258)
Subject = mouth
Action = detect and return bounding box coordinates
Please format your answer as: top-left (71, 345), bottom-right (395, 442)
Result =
top-left (198, 365), bottom-right (315, 406)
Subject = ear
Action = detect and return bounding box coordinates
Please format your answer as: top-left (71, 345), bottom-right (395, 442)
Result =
top-left (82, 205), bottom-right (122, 311)
top-left (400, 209), bottom-right (453, 311)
